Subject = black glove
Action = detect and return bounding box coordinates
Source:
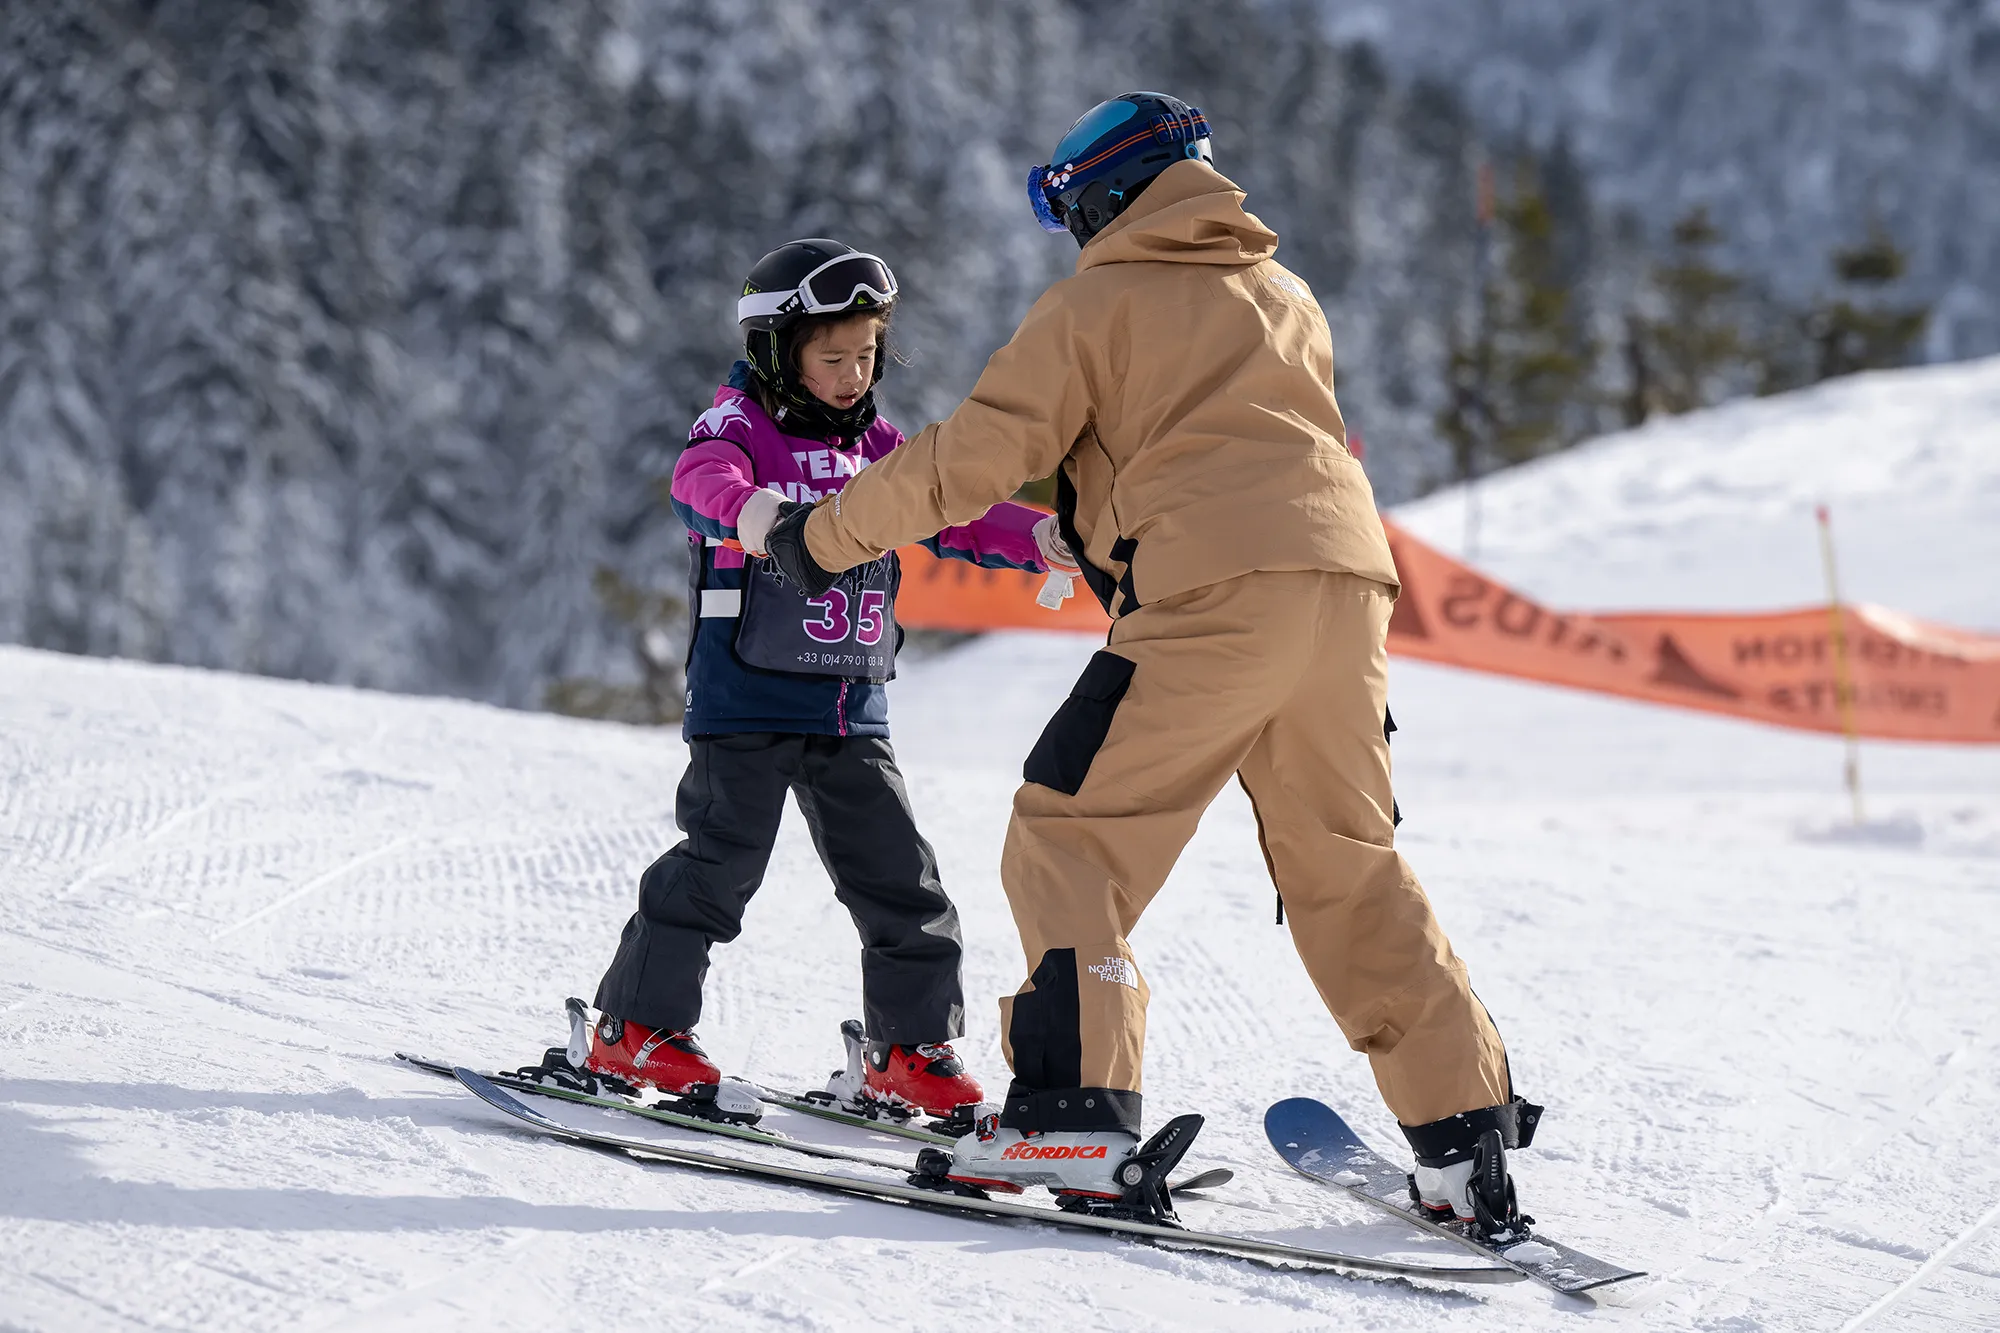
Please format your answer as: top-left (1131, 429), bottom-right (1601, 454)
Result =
top-left (764, 501), bottom-right (841, 596)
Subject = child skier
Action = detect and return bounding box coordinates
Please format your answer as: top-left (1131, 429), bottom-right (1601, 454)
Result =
top-left (765, 97), bottom-right (1540, 1227)
top-left (582, 239), bottom-right (1073, 1124)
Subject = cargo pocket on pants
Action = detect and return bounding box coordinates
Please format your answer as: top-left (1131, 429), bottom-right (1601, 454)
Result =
top-left (1023, 650), bottom-right (1136, 796)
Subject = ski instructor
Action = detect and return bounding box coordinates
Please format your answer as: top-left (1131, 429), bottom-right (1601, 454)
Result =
top-left (764, 92), bottom-right (1541, 1228)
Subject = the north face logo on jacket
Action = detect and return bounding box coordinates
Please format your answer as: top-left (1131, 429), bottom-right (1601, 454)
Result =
top-left (1087, 956), bottom-right (1139, 989)
top-left (1267, 270), bottom-right (1311, 301)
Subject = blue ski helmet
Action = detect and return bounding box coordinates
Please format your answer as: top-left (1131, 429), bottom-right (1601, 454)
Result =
top-left (1029, 92), bottom-right (1213, 246)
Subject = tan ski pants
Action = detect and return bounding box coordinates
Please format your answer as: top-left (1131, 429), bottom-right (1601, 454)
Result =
top-left (998, 569), bottom-right (1512, 1130)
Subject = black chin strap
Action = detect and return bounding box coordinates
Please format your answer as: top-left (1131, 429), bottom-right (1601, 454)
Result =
top-left (772, 380), bottom-right (879, 441)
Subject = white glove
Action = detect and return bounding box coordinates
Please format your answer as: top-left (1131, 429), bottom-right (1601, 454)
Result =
top-left (1032, 515), bottom-right (1080, 573)
top-left (735, 487), bottom-right (786, 556)
top-left (1032, 515), bottom-right (1081, 609)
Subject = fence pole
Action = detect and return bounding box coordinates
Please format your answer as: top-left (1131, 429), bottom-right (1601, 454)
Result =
top-left (1815, 503), bottom-right (1865, 823)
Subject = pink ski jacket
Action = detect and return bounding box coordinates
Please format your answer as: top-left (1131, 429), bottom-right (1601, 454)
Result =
top-left (673, 362), bottom-right (1047, 737)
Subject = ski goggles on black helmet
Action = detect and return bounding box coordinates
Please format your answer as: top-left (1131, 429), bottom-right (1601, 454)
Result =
top-left (1029, 99), bottom-right (1213, 234)
top-left (737, 252), bottom-right (899, 330)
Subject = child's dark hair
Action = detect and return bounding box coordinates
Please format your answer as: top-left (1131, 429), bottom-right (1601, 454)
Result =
top-left (749, 308), bottom-right (897, 419)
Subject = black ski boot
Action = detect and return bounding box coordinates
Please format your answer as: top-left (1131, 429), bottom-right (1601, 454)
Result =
top-left (1404, 1096), bottom-right (1541, 1240)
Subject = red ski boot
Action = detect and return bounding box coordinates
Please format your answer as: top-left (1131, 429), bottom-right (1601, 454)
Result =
top-left (584, 1012), bottom-right (720, 1096)
top-left (825, 1019), bottom-right (983, 1124)
top-left (865, 1040), bottom-right (983, 1119)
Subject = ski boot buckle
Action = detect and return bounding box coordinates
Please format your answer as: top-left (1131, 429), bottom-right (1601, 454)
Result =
top-left (1056, 1113), bottom-right (1203, 1227)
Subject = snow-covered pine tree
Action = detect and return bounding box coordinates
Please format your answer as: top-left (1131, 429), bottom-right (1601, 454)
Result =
top-left (1627, 207), bottom-right (1753, 421)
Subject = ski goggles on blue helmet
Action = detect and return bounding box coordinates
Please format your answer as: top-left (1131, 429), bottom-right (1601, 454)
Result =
top-left (737, 250), bottom-right (899, 330)
top-left (1029, 93), bottom-right (1213, 235)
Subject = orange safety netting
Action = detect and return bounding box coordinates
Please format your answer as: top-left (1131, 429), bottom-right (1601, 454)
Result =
top-left (895, 543), bottom-right (1117, 634)
top-left (894, 520), bottom-right (2000, 744)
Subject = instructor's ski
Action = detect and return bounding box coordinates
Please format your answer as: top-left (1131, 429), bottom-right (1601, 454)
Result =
top-left (451, 1067), bottom-right (1515, 1286)
top-left (1265, 1098), bottom-right (1643, 1297)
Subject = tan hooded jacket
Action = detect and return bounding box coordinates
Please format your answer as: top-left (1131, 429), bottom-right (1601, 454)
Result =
top-left (804, 159), bottom-right (1398, 612)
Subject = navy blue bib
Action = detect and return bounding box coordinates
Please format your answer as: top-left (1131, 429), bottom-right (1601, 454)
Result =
top-left (734, 555), bottom-right (899, 682)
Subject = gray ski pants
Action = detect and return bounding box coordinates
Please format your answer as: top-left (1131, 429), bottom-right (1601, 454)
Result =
top-left (595, 732), bottom-right (966, 1044)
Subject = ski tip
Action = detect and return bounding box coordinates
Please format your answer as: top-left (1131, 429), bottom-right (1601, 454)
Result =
top-left (1264, 1097), bottom-right (1372, 1159)
top-left (1263, 1096), bottom-right (1332, 1139)
top-left (451, 1066), bottom-right (567, 1133)
top-left (451, 1065), bottom-right (509, 1098)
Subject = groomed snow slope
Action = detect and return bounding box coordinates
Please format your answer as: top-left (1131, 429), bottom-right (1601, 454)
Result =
top-left (4, 360), bottom-right (1998, 1331)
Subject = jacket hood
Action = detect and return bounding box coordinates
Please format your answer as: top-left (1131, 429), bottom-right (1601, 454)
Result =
top-left (1075, 159), bottom-right (1279, 273)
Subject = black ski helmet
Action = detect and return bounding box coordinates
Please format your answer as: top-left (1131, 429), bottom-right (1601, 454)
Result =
top-left (1029, 92), bottom-right (1214, 246)
top-left (737, 238), bottom-right (899, 440)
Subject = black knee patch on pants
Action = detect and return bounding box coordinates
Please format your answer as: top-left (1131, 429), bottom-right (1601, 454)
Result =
top-left (1007, 948), bottom-right (1083, 1089)
top-left (1023, 651), bottom-right (1135, 795)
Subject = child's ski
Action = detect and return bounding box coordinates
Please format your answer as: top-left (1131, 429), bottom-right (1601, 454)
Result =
top-left (399, 1052), bottom-right (1232, 1193)
top-left (742, 1082), bottom-right (954, 1144)
top-left (397, 1052), bottom-right (905, 1171)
